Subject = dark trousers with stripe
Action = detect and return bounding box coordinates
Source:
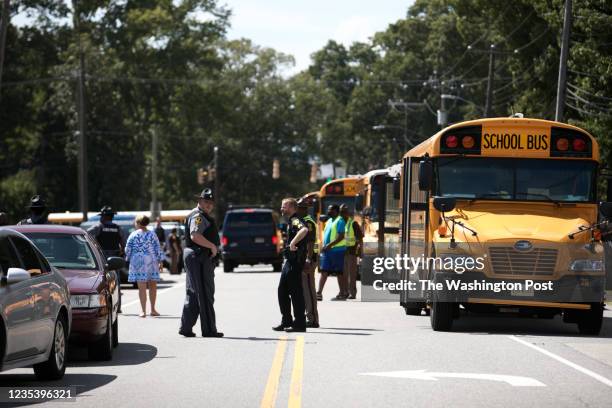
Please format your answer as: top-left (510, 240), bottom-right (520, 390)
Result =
top-left (278, 258), bottom-right (306, 328)
top-left (180, 248), bottom-right (218, 335)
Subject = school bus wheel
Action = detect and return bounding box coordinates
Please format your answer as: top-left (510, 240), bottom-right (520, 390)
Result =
top-left (576, 303), bottom-right (604, 335)
top-left (430, 294), bottom-right (456, 331)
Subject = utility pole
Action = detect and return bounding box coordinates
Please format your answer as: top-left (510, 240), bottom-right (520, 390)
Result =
top-left (73, 0), bottom-right (88, 221)
top-left (151, 127), bottom-right (159, 218)
top-left (484, 45), bottom-right (496, 118)
top-left (555, 0), bottom-right (572, 122)
top-left (0, 0), bottom-right (10, 99)
top-left (213, 146), bottom-right (219, 220)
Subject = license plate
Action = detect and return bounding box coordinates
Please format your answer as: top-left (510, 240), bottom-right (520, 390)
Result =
top-left (254, 237), bottom-right (265, 243)
top-left (511, 288), bottom-right (534, 297)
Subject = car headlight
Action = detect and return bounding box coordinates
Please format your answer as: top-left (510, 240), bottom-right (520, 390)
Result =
top-left (70, 294), bottom-right (104, 308)
top-left (569, 259), bottom-right (603, 272)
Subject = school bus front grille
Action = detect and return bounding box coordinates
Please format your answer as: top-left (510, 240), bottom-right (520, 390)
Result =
top-left (488, 247), bottom-right (557, 276)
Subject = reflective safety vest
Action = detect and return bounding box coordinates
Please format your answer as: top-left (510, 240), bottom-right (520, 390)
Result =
top-left (345, 217), bottom-right (356, 247)
top-left (329, 217), bottom-right (346, 249)
top-left (303, 215), bottom-right (319, 253)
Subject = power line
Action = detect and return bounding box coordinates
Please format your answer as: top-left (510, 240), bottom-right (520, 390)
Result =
top-left (567, 82), bottom-right (612, 102)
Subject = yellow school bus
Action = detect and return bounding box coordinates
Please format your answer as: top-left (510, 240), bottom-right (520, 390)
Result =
top-left (300, 191), bottom-right (321, 221)
top-left (318, 176), bottom-right (363, 243)
top-left (399, 117), bottom-right (609, 334)
top-left (359, 164), bottom-right (402, 257)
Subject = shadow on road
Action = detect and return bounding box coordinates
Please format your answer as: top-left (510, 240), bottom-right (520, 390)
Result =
top-left (222, 336), bottom-right (296, 341)
top-left (319, 327), bottom-right (383, 332)
top-left (67, 342), bottom-right (158, 367)
top-left (451, 314), bottom-right (612, 339)
top-left (0, 373), bottom-right (116, 406)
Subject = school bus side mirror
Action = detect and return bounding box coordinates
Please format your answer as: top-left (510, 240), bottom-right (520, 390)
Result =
top-left (433, 196), bottom-right (456, 213)
top-left (355, 195), bottom-right (364, 212)
top-left (418, 160), bottom-right (433, 191)
top-left (393, 178), bottom-right (401, 199)
top-left (599, 201), bottom-right (612, 219)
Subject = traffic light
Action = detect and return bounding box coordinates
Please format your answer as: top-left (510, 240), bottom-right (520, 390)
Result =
top-left (197, 168), bottom-right (207, 185)
top-left (309, 163), bottom-right (318, 183)
top-left (272, 159), bottom-right (280, 179)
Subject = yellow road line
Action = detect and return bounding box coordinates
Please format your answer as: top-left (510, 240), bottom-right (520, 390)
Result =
top-left (260, 336), bottom-right (288, 408)
top-left (288, 336), bottom-right (304, 408)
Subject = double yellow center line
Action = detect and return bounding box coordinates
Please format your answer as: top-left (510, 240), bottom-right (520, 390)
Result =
top-left (260, 336), bottom-right (305, 408)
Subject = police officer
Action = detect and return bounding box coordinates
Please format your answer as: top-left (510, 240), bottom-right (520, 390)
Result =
top-left (273, 198), bottom-right (309, 333)
top-left (179, 188), bottom-right (223, 338)
top-left (17, 195), bottom-right (49, 225)
top-left (296, 198), bottom-right (319, 328)
top-left (88, 206), bottom-right (126, 312)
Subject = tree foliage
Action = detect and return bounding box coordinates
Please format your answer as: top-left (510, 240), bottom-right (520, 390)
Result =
top-left (0, 0), bottom-right (610, 221)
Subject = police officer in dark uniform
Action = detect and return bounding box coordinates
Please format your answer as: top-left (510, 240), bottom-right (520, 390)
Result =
top-left (88, 206), bottom-right (126, 312)
top-left (179, 188), bottom-right (223, 338)
top-left (273, 198), bottom-right (309, 333)
top-left (17, 195), bottom-right (49, 225)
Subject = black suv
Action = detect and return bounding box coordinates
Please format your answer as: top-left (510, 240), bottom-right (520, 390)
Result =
top-left (221, 207), bottom-right (283, 272)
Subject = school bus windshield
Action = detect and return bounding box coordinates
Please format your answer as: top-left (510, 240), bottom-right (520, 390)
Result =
top-left (435, 157), bottom-right (596, 203)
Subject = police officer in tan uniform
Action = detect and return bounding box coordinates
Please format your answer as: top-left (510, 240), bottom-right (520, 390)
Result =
top-left (179, 188), bottom-right (223, 338)
top-left (297, 198), bottom-right (319, 328)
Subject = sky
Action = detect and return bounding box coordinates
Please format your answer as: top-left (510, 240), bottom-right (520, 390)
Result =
top-left (221, 0), bottom-right (413, 74)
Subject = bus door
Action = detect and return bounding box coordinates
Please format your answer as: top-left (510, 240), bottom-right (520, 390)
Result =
top-left (400, 156), bottom-right (430, 305)
top-left (381, 175), bottom-right (400, 255)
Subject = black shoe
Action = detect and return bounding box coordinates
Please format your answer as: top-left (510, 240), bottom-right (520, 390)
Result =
top-left (306, 321), bottom-right (319, 328)
top-left (202, 332), bottom-right (224, 338)
top-left (179, 330), bottom-right (196, 337)
top-left (285, 327), bottom-right (306, 333)
top-left (273, 323), bottom-right (292, 331)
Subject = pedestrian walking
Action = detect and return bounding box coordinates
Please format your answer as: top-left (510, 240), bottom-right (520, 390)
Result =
top-left (154, 217), bottom-right (166, 249)
top-left (317, 204), bottom-right (348, 300)
top-left (125, 214), bottom-right (165, 317)
top-left (273, 198), bottom-right (309, 332)
top-left (88, 206), bottom-right (126, 312)
top-left (340, 204), bottom-right (363, 299)
top-left (168, 227), bottom-right (182, 274)
top-left (17, 195), bottom-right (49, 225)
top-left (297, 198), bottom-right (319, 328)
top-left (179, 188), bottom-right (223, 338)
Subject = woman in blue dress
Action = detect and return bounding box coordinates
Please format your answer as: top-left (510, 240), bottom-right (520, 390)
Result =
top-left (125, 214), bottom-right (165, 317)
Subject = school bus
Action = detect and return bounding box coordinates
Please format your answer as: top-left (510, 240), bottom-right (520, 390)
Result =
top-left (359, 164), bottom-right (402, 257)
top-left (318, 176), bottom-right (363, 218)
top-left (300, 191), bottom-right (321, 221)
top-left (399, 117), bottom-right (610, 334)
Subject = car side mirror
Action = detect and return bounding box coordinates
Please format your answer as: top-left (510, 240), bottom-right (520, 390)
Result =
top-left (599, 201), bottom-right (612, 219)
top-left (106, 257), bottom-right (126, 271)
top-left (418, 160), bottom-right (433, 191)
top-left (6, 267), bottom-right (30, 284)
top-left (433, 196), bottom-right (456, 213)
top-left (319, 214), bottom-right (329, 222)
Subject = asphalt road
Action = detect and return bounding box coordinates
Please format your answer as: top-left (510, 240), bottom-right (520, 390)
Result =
top-left (1, 265), bottom-right (611, 408)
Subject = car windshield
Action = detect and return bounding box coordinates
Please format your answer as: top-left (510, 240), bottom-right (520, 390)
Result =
top-left (26, 233), bottom-right (98, 270)
top-left (224, 212), bottom-right (275, 234)
top-left (435, 158), bottom-right (596, 203)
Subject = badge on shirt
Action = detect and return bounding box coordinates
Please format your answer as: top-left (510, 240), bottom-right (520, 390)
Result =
top-left (292, 219), bottom-right (302, 228)
top-left (195, 216), bottom-right (202, 225)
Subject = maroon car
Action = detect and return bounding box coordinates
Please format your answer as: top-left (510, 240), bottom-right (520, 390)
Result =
top-left (12, 225), bottom-right (123, 361)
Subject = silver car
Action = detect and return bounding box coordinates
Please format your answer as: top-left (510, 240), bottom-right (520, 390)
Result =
top-left (0, 228), bottom-right (71, 380)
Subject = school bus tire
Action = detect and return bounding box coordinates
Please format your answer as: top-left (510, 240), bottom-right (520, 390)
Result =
top-left (577, 303), bottom-right (603, 335)
top-left (430, 299), bottom-right (455, 331)
top-left (404, 304), bottom-right (424, 315)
